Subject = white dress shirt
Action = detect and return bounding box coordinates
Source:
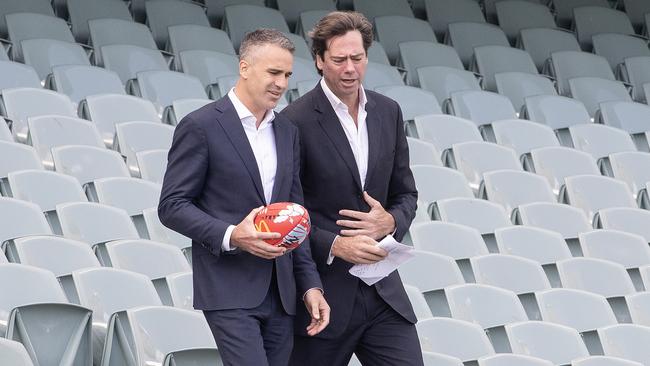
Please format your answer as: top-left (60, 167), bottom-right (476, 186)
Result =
top-left (222, 89), bottom-right (277, 251)
top-left (320, 79), bottom-right (369, 264)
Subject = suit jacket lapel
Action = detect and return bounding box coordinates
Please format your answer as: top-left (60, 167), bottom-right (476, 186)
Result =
top-left (214, 97), bottom-right (266, 203)
top-left (313, 85), bottom-right (363, 190)
top-left (364, 94), bottom-right (381, 187)
top-left (270, 115), bottom-right (288, 203)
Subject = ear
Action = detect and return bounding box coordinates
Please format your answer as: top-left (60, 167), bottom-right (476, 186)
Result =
top-left (315, 54), bottom-right (324, 73)
top-left (239, 59), bottom-right (249, 79)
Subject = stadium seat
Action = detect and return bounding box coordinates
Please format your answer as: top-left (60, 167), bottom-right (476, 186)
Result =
top-left (114, 121), bottom-right (174, 175)
top-left (483, 0), bottom-right (544, 24)
top-left (222, 5), bottom-right (290, 51)
top-left (167, 24), bottom-right (235, 71)
top-left (522, 95), bottom-right (591, 133)
top-left (80, 94), bottom-right (160, 147)
top-left (514, 202), bottom-right (592, 241)
top-left (481, 170), bottom-right (556, 214)
top-left (505, 321), bottom-right (589, 365)
top-left (352, 0), bottom-right (414, 22)
top-left (71, 267), bottom-right (162, 365)
top-left (596, 101), bottom-right (650, 151)
top-left (284, 33), bottom-right (313, 61)
top-left (592, 34), bottom-right (650, 71)
top-left (552, 0), bottom-right (610, 29)
top-left (572, 356), bottom-right (643, 366)
top-left (66, 0), bottom-right (132, 44)
top-left (411, 165), bottom-right (473, 208)
top-left (0, 118), bottom-right (11, 142)
top-left (491, 119), bottom-right (559, 157)
top-left (165, 98), bottom-right (212, 126)
top-left (362, 62), bottom-right (404, 90)
top-left (0, 0), bottom-right (55, 38)
top-left (374, 85), bottom-right (441, 122)
top-left (594, 207), bottom-right (650, 244)
top-left (88, 176), bottom-right (161, 218)
top-left (567, 124), bottom-right (636, 160)
top-left (367, 42), bottom-right (391, 65)
top-left (374, 15), bottom-right (436, 64)
top-left (0, 142), bottom-right (43, 194)
top-left (296, 9), bottom-right (332, 43)
top-left (5, 13), bottom-right (75, 62)
top-left (445, 141), bottom-right (521, 191)
top-left (524, 146), bottom-right (600, 194)
top-left (604, 152), bottom-right (650, 197)
top-left (446, 91), bottom-right (517, 127)
top-left (569, 77), bottom-right (633, 117)
top-left (132, 70), bottom-right (207, 114)
top-left (142, 207), bottom-right (191, 260)
top-left (424, 0), bottom-right (485, 41)
top-left (617, 56), bottom-right (650, 102)
top-left (494, 72), bottom-right (557, 112)
top-left (404, 285), bottom-right (434, 322)
top-left (398, 42), bottom-right (465, 86)
top-left (145, 0), bottom-right (211, 49)
top-left (406, 138), bottom-right (442, 166)
top-left (0, 61), bottom-right (41, 91)
top-left (471, 254), bottom-right (551, 297)
top-left (88, 18), bottom-right (160, 66)
top-left (101, 45), bottom-right (168, 84)
top-left (413, 115), bottom-right (481, 154)
top-left (573, 6), bottom-right (636, 50)
top-left (0, 338), bottom-right (33, 366)
top-left (495, 1), bottom-right (556, 44)
top-left (204, 0), bottom-right (264, 27)
top-left (627, 292), bottom-right (650, 327)
top-left (620, 0), bottom-right (650, 32)
top-left (51, 145), bottom-right (130, 185)
top-left (597, 324), bottom-right (650, 365)
top-left (0, 197), bottom-right (53, 246)
top-left (48, 65), bottom-right (125, 105)
top-left (21, 39), bottom-right (90, 82)
top-left (417, 66), bottom-right (482, 104)
top-left (416, 318), bottom-right (495, 363)
top-left (445, 22), bottom-right (510, 68)
top-left (478, 354), bottom-right (553, 366)
top-left (560, 175), bottom-right (636, 222)
top-left (548, 51), bottom-right (615, 96)
top-left (165, 271), bottom-right (193, 309)
top-left (276, 0), bottom-right (335, 32)
top-left (411, 221), bottom-right (487, 260)
top-left (518, 28), bottom-right (582, 71)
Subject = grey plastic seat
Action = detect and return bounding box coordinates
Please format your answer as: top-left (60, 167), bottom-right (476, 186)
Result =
top-left (446, 283), bottom-right (528, 330)
top-left (406, 138), bottom-right (442, 166)
top-left (445, 22), bottom-right (510, 68)
top-left (214, 74), bottom-right (242, 99)
top-left (416, 318), bottom-right (495, 362)
top-left (49, 65), bottom-right (125, 105)
top-left (167, 24), bottom-right (235, 70)
top-left (471, 45), bottom-right (539, 92)
top-left (483, 0), bottom-right (543, 24)
top-left (567, 124), bottom-right (636, 160)
top-left (276, 0), bottom-right (335, 31)
top-left (1, 87), bottom-right (77, 142)
top-left (597, 324), bottom-right (650, 365)
top-left (595, 207), bottom-right (650, 246)
top-left (569, 77), bottom-right (633, 117)
top-left (145, 0), bottom-right (211, 49)
top-left (524, 146), bottom-right (600, 195)
top-left (404, 285), bottom-right (434, 321)
top-left (165, 271), bottom-right (193, 309)
top-left (367, 42), bottom-right (390, 65)
top-left (413, 115), bottom-right (482, 155)
top-left (5, 13), bottom-right (75, 62)
top-left (572, 356), bottom-right (643, 366)
top-left (57, 202), bottom-right (139, 249)
top-left (495, 226), bottom-right (572, 267)
top-left (494, 72), bottom-right (557, 112)
top-left (491, 119), bottom-right (559, 157)
top-left (411, 165), bottom-right (473, 208)
top-left (424, 0), bottom-right (485, 41)
top-left (136, 149), bottom-right (168, 184)
top-left (446, 141), bottom-right (521, 191)
top-left (596, 101), bottom-right (650, 151)
top-left (0, 338), bottom-right (34, 366)
top-left (471, 254), bottom-right (551, 296)
top-left (514, 202), bottom-right (592, 241)
top-left (398, 41), bottom-right (465, 86)
top-left (222, 5), bottom-right (290, 51)
top-left (142, 207), bottom-right (191, 259)
top-left (79, 94), bottom-right (160, 147)
top-left (374, 86), bottom-right (441, 122)
top-left (114, 121), bottom-right (174, 175)
top-left (0, 119), bottom-right (11, 142)
top-left (0, 263), bottom-right (93, 366)
top-left (421, 352), bottom-right (463, 366)
top-left (101, 45), bottom-right (168, 84)
top-left (481, 170), bottom-right (556, 214)
top-left (620, 56), bottom-right (650, 102)
top-left (573, 6), bottom-right (636, 51)
top-left (89, 177), bottom-right (161, 219)
top-left (549, 51), bottom-right (616, 96)
top-left (363, 62), bottom-right (404, 90)
top-left (204, 0), bottom-right (265, 27)
top-left (88, 18), bottom-right (159, 66)
top-left (0, 61), bottom-right (41, 91)
top-left (478, 354), bottom-right (553, 366)
top-left (552, 0), bottom-right (610, 29)
top-left (0, 198), bottom-right (52, 249)
top-left (27, 115), bottom-right (104, 167)
top-left (621, 0), bottom-right (650, 32)
top-left (72, 267), bottom-right (162, 365)
top-left (21, 38), bottom-right (90, 81)
top-left (560, 175), bottom-right (637, 222)
top-left (418, 66), bottom-right (482, 104)
top-left (0, 0), bottom-right (55, 37)
top-left (627, 292), bottom-right (650, 327)
top-left (352, 0), bottom-right (414, 22)
top-left (374, 15), bottom-right (436, 64)
top-left (0, 142), bottom-right (43, 194)
top-left (593, 34), bottom-right (650, 71)
top-left (557, 257), bottom-right (636, 301)
top-left (105, 239), bottom-right (191, 303)
top-left (66, 0), bottom-right (132, 44)
top-left (495, 1), bottom-right (556, 44)
top-left (166, 98), bottom-right (212, 126)
top-left (505, 321), bottom-right (589, 365)
top-left (104, 306), bottom-right (220, 366)
top-left (446, 91), bottom-right (517, 127)
top-left (296, 9), bottom-right (331, 43)
top-left (179, 50), bottom-right (242, 98)
top-left (52, 145), bottom-right (130, 185)
top-left (518, 28), bottom-right (582, 71)
top-left (133, 70), bottom-right (207, 114)
top-left (398, 251), bottom-right (464, 316)
top-left (283, 32), bottom-right (313, 61)
top-left (523, 95), bottom-right (591, 132)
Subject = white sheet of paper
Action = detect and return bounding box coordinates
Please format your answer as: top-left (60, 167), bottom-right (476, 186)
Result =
top-left (349, 235), bottom-right (415, 286)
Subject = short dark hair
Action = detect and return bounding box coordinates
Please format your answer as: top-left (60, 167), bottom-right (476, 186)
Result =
top-left (239, 28), bottom-right (295, 62)
top-left (309, 11), bottom-right (373, 74)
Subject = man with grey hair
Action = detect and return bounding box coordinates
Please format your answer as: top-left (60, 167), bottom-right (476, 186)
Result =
top-left (159, 28), bottom-right (330, 366)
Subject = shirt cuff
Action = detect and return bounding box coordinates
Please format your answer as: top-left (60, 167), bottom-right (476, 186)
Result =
top-left (221, 225), bottom-right (236, 251)
top-left (302, 287), bottom-right (324, 301)
top-left (326, 235), bottom-right (338, 265)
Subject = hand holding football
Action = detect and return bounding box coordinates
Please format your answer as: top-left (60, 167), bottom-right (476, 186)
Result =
top-left (254, 202), bottom-right (311, 250)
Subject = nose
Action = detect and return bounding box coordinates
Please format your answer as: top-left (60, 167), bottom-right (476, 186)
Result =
top-left (343, 58), bottom-right (355, 72)
top-left (274, 75), bottom-right (289, 90)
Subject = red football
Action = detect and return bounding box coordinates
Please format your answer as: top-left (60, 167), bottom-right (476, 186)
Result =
top-left (254, 202), bottom-right (311, 250)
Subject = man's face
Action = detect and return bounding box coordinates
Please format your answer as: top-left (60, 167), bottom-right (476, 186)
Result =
top-left (240, 43), bottom-right (293, 112)
top-left (317, 30), bottom-right (368, 102)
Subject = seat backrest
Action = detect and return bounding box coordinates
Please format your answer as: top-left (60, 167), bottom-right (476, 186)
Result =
top-left (515, 202), bottom-right (591, 239)
top-left (445, 284), bottom-right (528, 329)
top-left (471, 254), bottom-right (551, 294)
top-left (8, 169), bottom-right (87, 212)
top-left (557, 257), bottom-right (636, 297)
top-left (446, 22), bottom-right (509, 67)
top-left (505, 321), bottom-right (589, 365)
top-left (579, 229), bottom-right (650, 269)
top-left (413, 114), bottom-right (482, 152)
top-left (411, 221), bottom-right (488, 259)
top-left (495, 226), bottom-right (572, 265)
top-left (6, 13), bottom-right (75, 61)
top-left (491, 119), bottom-right (559, 157)
top-left (433, 198), bottom-right (512, 234)
top-left (417, 317), bottom-right (495, 362)
top-left (51, 65), bottom-right (125, 105)
top-left (568, 124), bottom-right (636, 160)
top-left (145, 0), bottom-right (211, 49)
top-left (0, 197), bottom-right (52, 244)
top-left (424, 0), bottom-right (485, 40)
top-left (222, 5), bottom-right (289, 51)
top-left (101, 44), bottom-right (168, 84)
top-left (374, 85), bottom-right (441, 121)
top-left (52, 145), bottom-right (130, 185)
top-left (448, 90), bottom-right (517, 126)
top-left (374, 15), bottom-right (436, 64)
top-left (482, 169), bottom-right (556, 213)
top-left (67, 0), bottom-right (132, 43)
top-left (573, 6), bottom-right (635, 50)
top-left (519, 28), bottom-right (581, 71)
top-left (495, 1), bottom-right (556, 43)
top-left (12, 236), bottom-right (100, 277)
top-left (106, 240), bottom-right (191, 279)
top-left (88, 18), bottom-right (158, 65)
top-left (57, 202), bottom-right (139, 246)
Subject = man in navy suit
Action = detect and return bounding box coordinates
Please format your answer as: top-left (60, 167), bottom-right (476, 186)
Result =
top-left (281, 12), bottom-right (424, 365)
top-left (158, 29), bottom-right (330, 366)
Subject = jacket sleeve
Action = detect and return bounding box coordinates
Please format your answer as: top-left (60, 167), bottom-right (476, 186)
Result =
top-left (158, 116), bottom-right (231, 257)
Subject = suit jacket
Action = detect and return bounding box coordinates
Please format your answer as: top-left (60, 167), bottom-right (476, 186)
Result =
top-left (158, 96), bottom-right (322, 315)
top-left (281, 84), bottom-right (418, 338)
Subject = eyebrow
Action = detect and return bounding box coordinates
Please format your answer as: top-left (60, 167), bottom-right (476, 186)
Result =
top-left (331, 53), bottom-right (365, 59)
top-left (268, 67), bottom-right (292, 75)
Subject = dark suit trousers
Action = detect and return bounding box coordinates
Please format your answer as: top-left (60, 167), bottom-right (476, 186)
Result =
top-left (203, 273), bottom-right (293, 366)
top-left (290, 282), bottom-right (424, 366)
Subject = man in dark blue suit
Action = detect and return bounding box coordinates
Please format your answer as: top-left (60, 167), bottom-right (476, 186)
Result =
top-left (158, 29), bottom-right (330, 366)
top-left (281, 12), bottom-right (424, 366)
